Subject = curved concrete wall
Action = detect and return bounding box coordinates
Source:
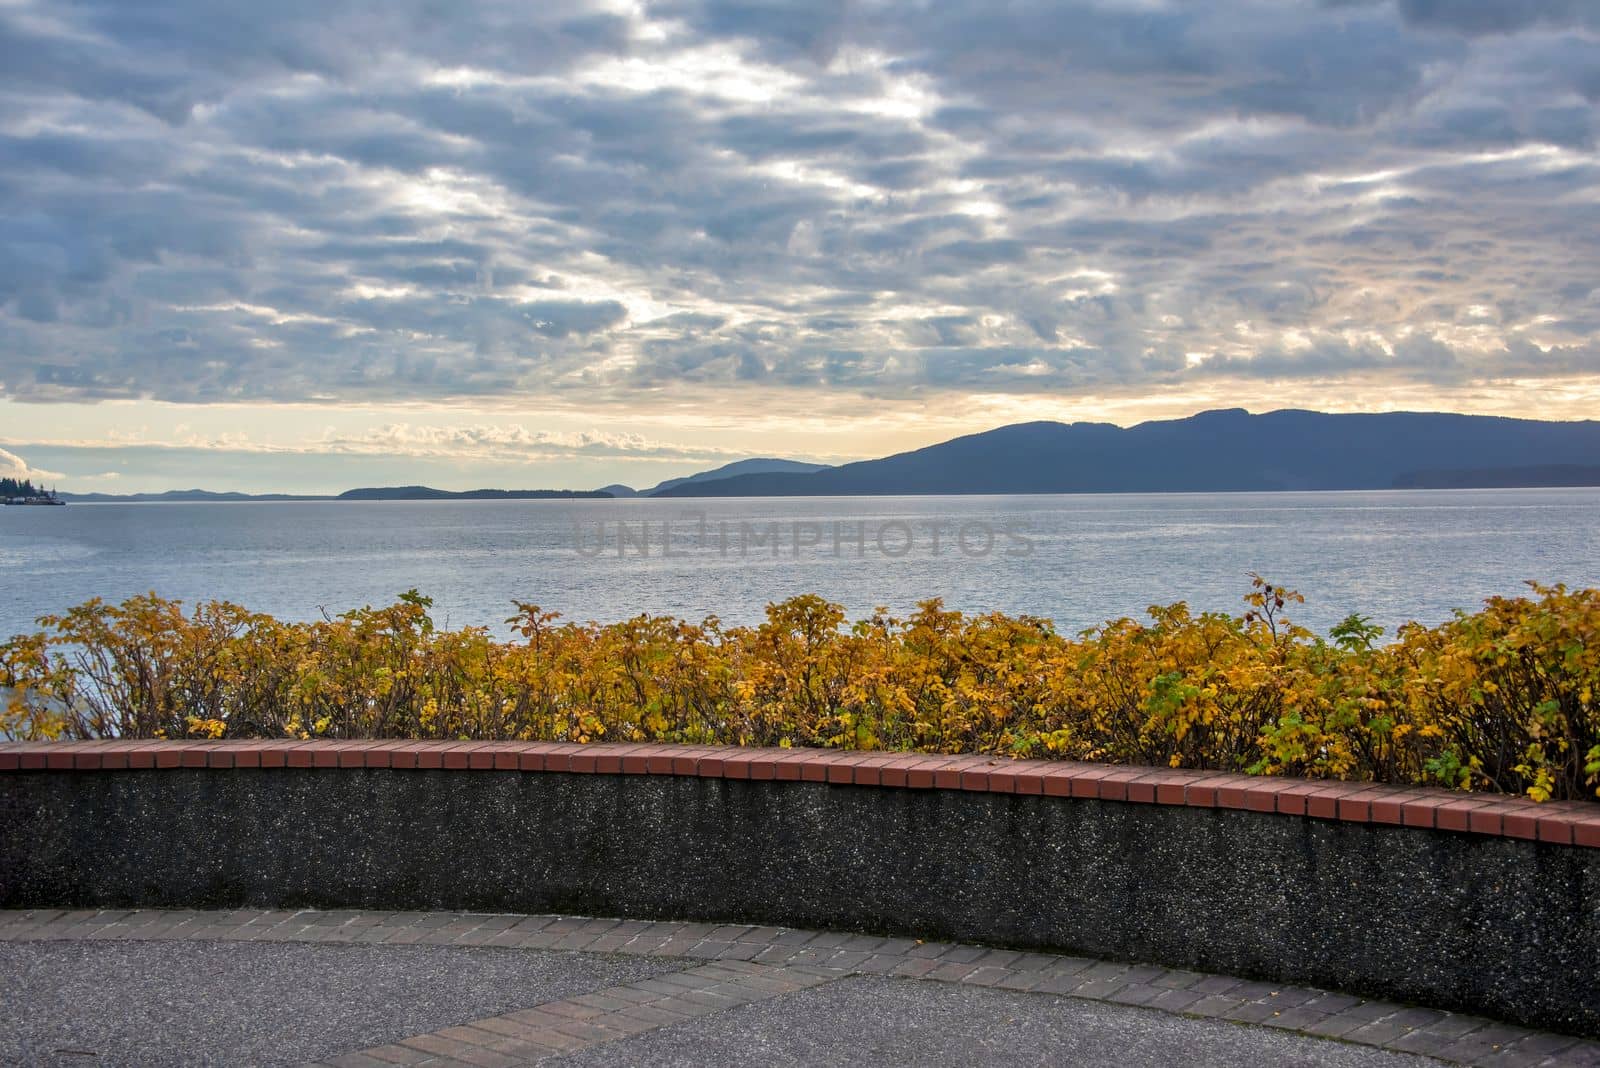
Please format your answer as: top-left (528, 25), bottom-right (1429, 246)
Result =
top-left (2, 741), bottom-right (1597, 1036)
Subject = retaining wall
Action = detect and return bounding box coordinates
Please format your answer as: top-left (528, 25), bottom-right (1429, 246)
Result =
top-left (2, 740), bottom-right (1596, 1035)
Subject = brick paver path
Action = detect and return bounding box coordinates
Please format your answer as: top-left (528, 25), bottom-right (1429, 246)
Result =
top-left (2, 909), bottom-right (1594, 1067)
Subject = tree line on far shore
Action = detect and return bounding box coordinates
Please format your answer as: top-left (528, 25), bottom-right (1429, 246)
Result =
top-left (1, 477), bottom-right (44, 499)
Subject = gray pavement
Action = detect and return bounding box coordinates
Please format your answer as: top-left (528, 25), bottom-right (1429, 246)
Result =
top-left (558, 974), bottom-right (1441, 1068)
top-left (0, 940), bottom-right (677, 1067)
top-left (1, 909), bottom-right (1595, 1067)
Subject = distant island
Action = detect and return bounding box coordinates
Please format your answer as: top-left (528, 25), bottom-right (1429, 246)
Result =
top-left (655, 409), bottom-right (1600, 497)
top-left (1, 477), bottom-right (65, 505)
top-left (2, 477), bottom-right (45, 499)
top-left (56, 487), bottom-right (612, 503)
top-left (54, 459), bottom-right (833, 503)
top-left (60, 489), bottom-right (320, 503)
top-left (336, 486), bottom-right (611, 501)
top-left (599, 458), bottom-right (831, 498)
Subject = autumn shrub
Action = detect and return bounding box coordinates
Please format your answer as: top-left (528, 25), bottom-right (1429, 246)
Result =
top-left (1391, 584), bottom-right (1600, 801)
top-left (3, 579), bottom-right (1597, 802)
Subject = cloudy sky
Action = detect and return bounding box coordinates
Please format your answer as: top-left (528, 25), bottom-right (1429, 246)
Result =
top-left (2, 0), bottom-right (1598, 493)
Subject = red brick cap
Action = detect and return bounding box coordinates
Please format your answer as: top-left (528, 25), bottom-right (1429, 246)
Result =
top-left (2, 740), bottom-right (1595, 849)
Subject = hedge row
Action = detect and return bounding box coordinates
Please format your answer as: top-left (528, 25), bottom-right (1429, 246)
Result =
top-left (3, 577), bottom-right (1597, 801)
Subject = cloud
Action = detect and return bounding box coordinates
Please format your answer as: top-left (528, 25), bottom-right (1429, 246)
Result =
top-left (0, 446), bottom-right (32, 479)
top-left (0, 446), bottom-right (62, 483)
top-left (1394, 0), bottom-right (1600, 37)
top-left (315, 424), bottom-right (747, 463)
top-left (3, 423), bottom-right (756, 465)
top-left (0, 0), bottom-right (1597, 417)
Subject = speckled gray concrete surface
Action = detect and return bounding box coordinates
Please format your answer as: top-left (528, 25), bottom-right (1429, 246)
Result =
top-left (4, 770), bottom-right (1597, 1034)
top-left (6, 911), bottom-right (1599, 1066)
top-left (552, 975), bottom-right (1446, 1068)
top-left (0, 939), bottom-right (679, 1067)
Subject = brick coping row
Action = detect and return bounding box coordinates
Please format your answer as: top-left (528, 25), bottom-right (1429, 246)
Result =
top-left (2, 739), bottom-right (1596, 848)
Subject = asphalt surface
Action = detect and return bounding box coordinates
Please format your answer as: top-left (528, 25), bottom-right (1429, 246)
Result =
top-left (555, 975), bottom-right (1448, 1068)
top-left (0, 939), bottom-right (679, 1067)
top-left (1, 937), bottom-right (1458, 1068)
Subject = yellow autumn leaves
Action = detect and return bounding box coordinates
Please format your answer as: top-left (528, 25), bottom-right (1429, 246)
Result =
top-left (2, 578), bottom-right (1597, 802)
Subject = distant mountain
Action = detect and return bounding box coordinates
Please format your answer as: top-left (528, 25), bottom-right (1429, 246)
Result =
top-left (337, 486), bottom-right (612, 501)
top-left (637, 458), bottom-right (830, 497)
top-left (654, 409), bottom-right (1600, 497)
top-left (1393, 465), bottom-right (1600, 489)
top-left (596, 484), bottom-right (640, 498)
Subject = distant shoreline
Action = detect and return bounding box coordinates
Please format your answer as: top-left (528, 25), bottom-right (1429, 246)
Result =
top-left (48, 483), bottom-right (1600, 504)
top-left (58, 487), bottom-right (615, 503)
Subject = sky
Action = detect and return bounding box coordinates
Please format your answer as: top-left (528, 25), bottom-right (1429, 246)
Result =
top-left (2, 0), bottom-right (1599, 494)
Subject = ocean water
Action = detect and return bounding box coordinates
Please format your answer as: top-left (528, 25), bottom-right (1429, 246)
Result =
top-left (1, 489), bottom-right (1597, 642)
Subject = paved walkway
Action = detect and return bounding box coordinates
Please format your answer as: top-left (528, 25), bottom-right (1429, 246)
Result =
top-left (1, 910), bottom-right (1594, 1067)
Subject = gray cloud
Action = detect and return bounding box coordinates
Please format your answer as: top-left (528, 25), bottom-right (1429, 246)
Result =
top-left (1395, 0), bottom-right (1600, 36)
top-left (1, 0), bottom-right (1598, 410)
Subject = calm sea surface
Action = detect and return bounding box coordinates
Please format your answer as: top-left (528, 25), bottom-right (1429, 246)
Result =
top-left (1, 490), bottom-right (1597, 641)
